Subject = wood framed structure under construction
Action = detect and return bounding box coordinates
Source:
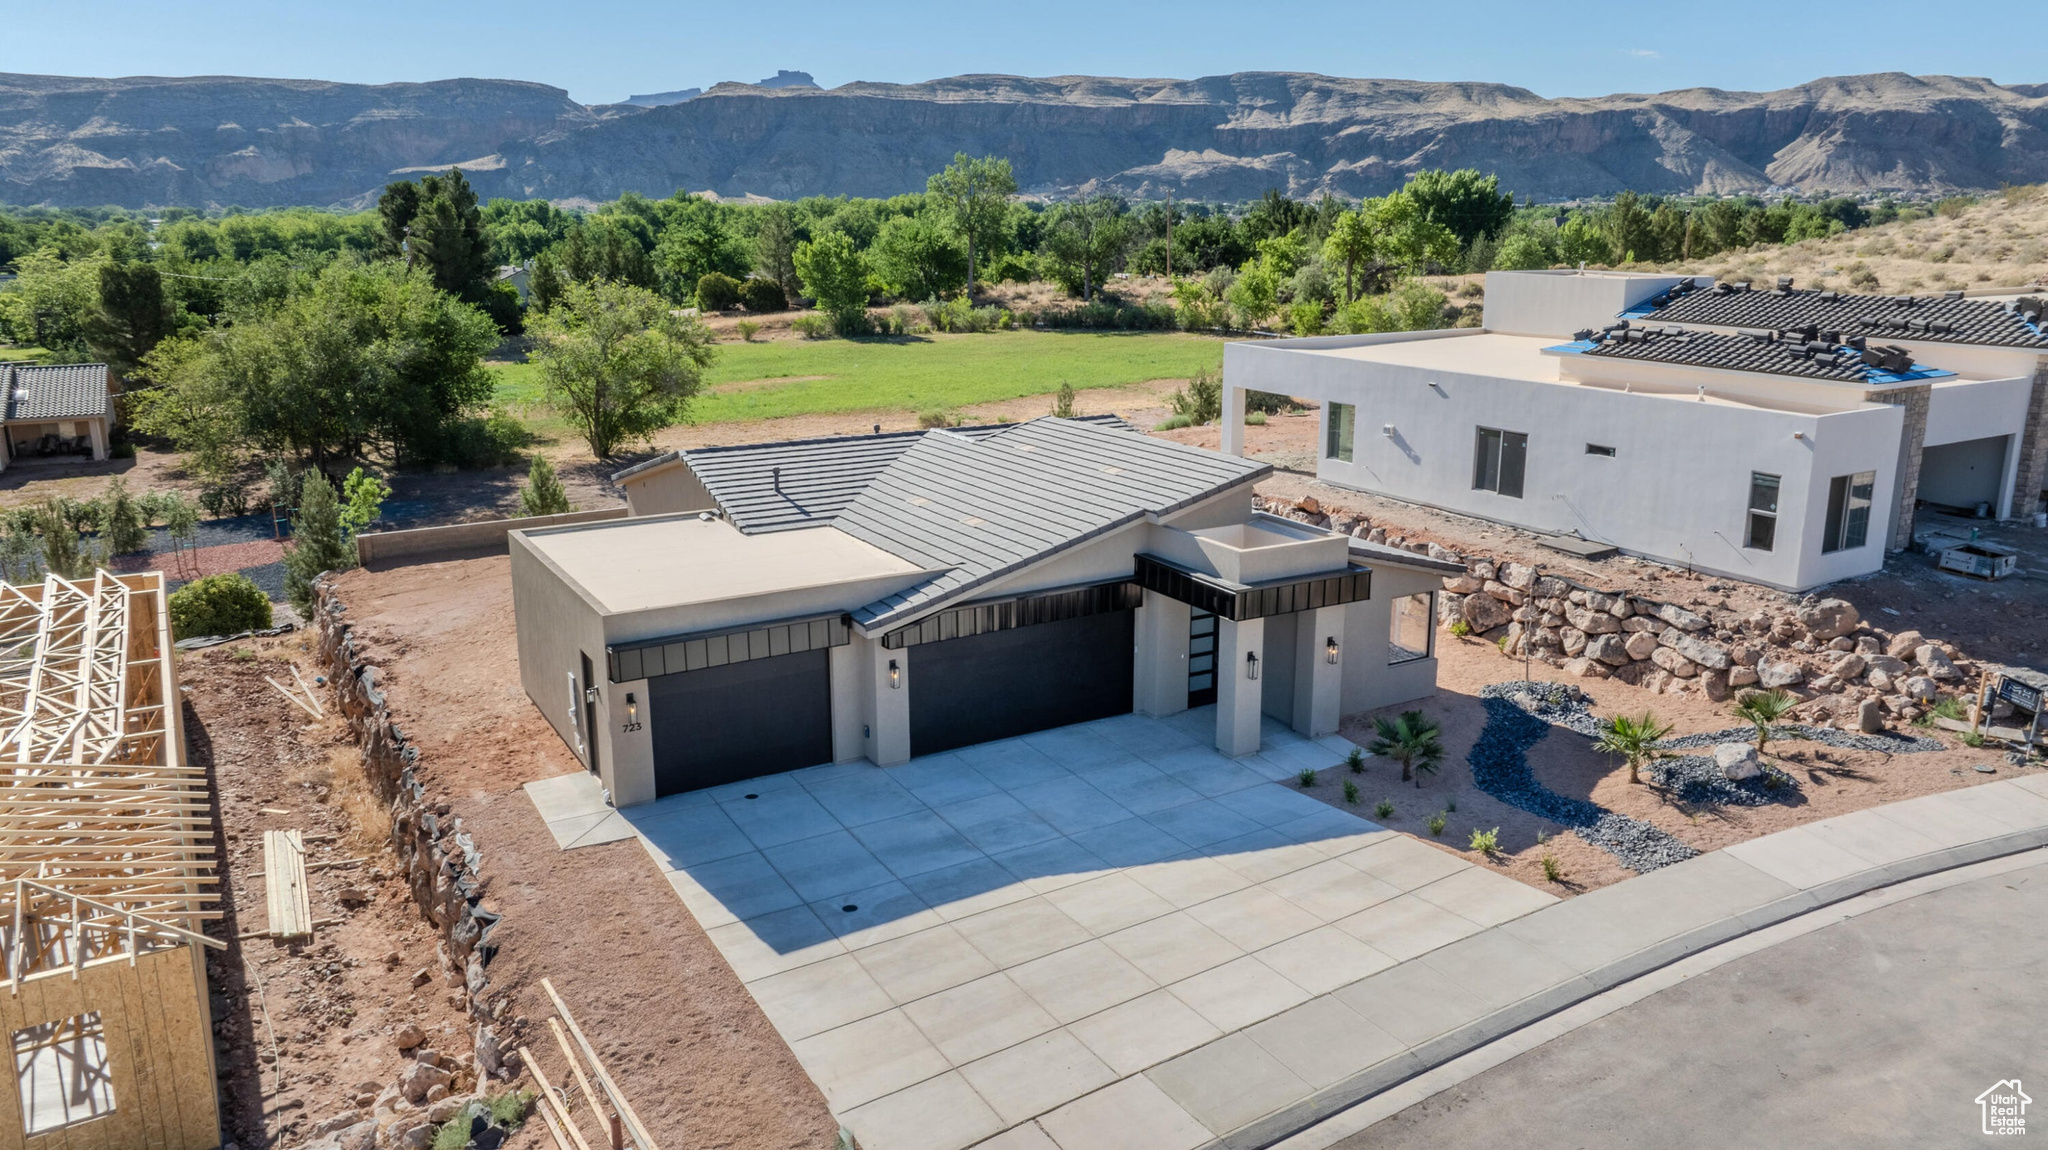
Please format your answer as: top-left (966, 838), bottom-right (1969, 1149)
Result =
top-left (0, 571), bottom-right (223, 1149)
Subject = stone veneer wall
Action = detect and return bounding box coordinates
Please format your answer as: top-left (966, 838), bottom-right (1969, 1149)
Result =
top-left (311, 575), bottom-right (513, 1081)
top-left (2013, 359), bottom-right (2048, 519)
top-left (1880, 383), bottom-right (1932, 551)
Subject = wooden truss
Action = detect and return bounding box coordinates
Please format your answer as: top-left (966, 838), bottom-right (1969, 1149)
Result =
top-left (0, 572), bottom-right (221, 990)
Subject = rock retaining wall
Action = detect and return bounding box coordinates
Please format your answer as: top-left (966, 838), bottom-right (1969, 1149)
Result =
top-left (1258, 495), bottom-right (1991, 731)
top-left (308, 574), bottom-right (514, 1149)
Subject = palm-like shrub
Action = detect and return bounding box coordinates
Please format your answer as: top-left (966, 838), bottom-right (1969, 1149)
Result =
top-left (1594, 710), bottom-right (1673, 785)
top-left (1367, 710), bottom-right (1444, 787)
top-left (1732, 689), bottom-right (1799, 757)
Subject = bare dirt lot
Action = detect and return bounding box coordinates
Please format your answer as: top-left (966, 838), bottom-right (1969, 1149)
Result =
top-left (189, 637), bottom-right (478, 1150)
top-left (329, 555), bottom-right (840, 1150)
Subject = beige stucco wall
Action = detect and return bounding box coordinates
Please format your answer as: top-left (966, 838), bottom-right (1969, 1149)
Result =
top-left (1342, 563), bottom-right (1443, 714)
top-left (509, 531), bottom-right (611, 791)
top-left (619, 460), bottom-right (715, 517)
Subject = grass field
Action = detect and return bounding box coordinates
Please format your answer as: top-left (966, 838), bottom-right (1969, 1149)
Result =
top-left (490, 330), bottom-right (1224, 427)
top-left (0, 346), bottom-right (48, 362)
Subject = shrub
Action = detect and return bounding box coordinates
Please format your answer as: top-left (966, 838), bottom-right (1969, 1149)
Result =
top-left (1152, 414), bottom-right (1194, 431)
top-left (1343, 780), bottom-right (1359, 804)
top-left (1468, 826), bottom-right (1501, 854)
top-left (1050, 381), bottom-right (1076, 419)
top-left (1245, 390), bottom-right (1296, 415)
top-left (739, 277), bottom-right (787, 313)
top-left (1346, 747), bottom-right (1365, 773)
top-left (1243, 411), bottom-right (1267, 426)
top-left (1449, 618), bottom-right (1473, 638)
top-left (434, 411), bottom-right (530, 469)
top-left (520, 454), bottom-right (572, 518)
top-left (916, 407), bottom-right (959, 429)
top-left (1541, 853), bottom-right (1565, 883)
top-left (1929, 697), bottom-right (1967, 721)
top-left (695, 272), bottom-right (742, 311)
top-left (734, 319), bottom-right (762, 342)
top-left (1427, 811), bottom-right (1447, 837)
top-left (1963, 731), bottom-right (1986, 748)
top-left (1374, 799), bottom-right (1395, 819)
top-left (284, 471), bottom-right (353, 614)
top-left (1287, 299), bottom-right (1327, 336)
top-left (1167, 368), bottom-right (1221, 424)
top-left (101, 477), bottom-right (149, 556)
top-left (338, 467), bottom-right (390, 541)
top-left (167, 573), bottom-right (272, 639)
top-left (791, 314), bottom-right (834, 339)
top-left (481, 279), bottom-right (525, 335)
top-left (1297, 767), bottom-right (1318, 788)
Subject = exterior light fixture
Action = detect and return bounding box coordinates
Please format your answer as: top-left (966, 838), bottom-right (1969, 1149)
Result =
top-left (1382, 424), bottom-right (1395, 437)
top-left (1792, 431), bottom-right (1805, 440)
top-left (1246, 651), bottom-right (1260, 681)
top-left (888, 659), bottom-right (902, 689)
top-left (1325, 636), bottom-right (1340, 664)
top-left (623, 692), bottom-right (642, 733)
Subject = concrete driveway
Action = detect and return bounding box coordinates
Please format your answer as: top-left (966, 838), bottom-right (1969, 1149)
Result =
top-left (620, 708), bottom-right (1555, 1150)
top-left (1330, 853), bottom-right (2048, 1149)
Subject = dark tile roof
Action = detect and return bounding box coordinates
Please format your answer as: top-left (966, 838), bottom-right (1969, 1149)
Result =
top-left (1554, 324), bottom-right (1950, 386)
top-left (2, 363), bottom-right (109, 421)
top-left (834, 418), bottom-right (1270, 629)
top-left (1628, 278), bottom-right (2048, 351)
top-left (619, 414), bottom-right (1135, 534)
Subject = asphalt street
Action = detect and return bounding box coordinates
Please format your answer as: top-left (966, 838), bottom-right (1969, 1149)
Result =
top-left (1339, 857), bottom-right (2048, 1149)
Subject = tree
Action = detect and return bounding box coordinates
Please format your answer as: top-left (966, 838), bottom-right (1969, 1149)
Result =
top-left (1369, 193), bottom-right (1461, 275)
top-left (1321, 210), bottom-right (1376, 302)
top-left (529, 279), bottom-right (716, 458)
top-left (1404, 169), bottom-right (1516, 248)
top-left (1593, 711), bottom-right (1672, 785)
top-left (926, 154), bottom-right (1016, 293)
top-left (1492, 231), bottom-right (1557, 271)
top-left (379, 169), bottom-right (494, 301)
top-left (100, 477), bottom-right (149, 556)
top-left (1240, 189), bottom-right (1311, 244)
top-left (1225, 257), bottom-right (1282, 329)
top-left (654, 208), bottom-right (751, 305)
top-left (752, 203), bottom-right (802, 301)
top-left (1041, 198), bottom-right (1130, 301)
top-left (284, 470), bottom-right (352, 614)
top-left (1050, 380), bottom-right (1076, 419)
top-left (0, 246), bottom-right (108, 359)
top-left (1556, 214), bottom-right (1613, 266)
top-left (520, 454), bottom-right (572, 517)
top-left (1602, 192), bottom-right (1656, 264)
top-left (1732, 689), bottom-right (1799, 758)
top-left (869, 213), bottom-right (968, 301)
top-left (89, 261), bottom-right (175, 379)
top-left (1367, 710), bottom-right (1445, 786)
top-left (793, 232), bottom-right (871, 330)
top-left (528, 249), bottom-right (565, 313)
top-left (338, 467), bottom-right (390, 540)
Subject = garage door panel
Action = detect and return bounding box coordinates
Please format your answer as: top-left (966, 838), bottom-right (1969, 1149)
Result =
top-left (909, 611), bottom-right (1134, 756)
top-left (650, 649), bottom-right (832, 795)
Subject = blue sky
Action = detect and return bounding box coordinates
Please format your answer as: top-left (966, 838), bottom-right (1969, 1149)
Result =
top-left (10, 0), bottom-right (2040, 105)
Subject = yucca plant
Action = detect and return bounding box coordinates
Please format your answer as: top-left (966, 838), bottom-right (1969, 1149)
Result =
top-left (1367, 710), bottom-right (1445, 787)
top-left (1593, 710), bottom-right (1673, 785)
top-left (1731, 689), bottom-right (1799, 757)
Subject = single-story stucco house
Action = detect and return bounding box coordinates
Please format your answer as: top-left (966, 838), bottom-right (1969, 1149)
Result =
top-left (0, 362), bottom-right (117, 471)
top-left (511, 417), bottom-right (1456, 805)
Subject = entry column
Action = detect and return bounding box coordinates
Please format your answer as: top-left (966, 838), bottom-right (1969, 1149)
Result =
top-left (1291, 605), bottom-right (1346, 738)
top-left (1214, 616), bottom-right (1265, 757)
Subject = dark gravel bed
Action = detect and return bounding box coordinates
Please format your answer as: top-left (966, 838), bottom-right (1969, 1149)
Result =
top-left (1660, 725), bottom-right (1945, 754)
top-left (1645, 755), bottom-right (1799, 807)
top-left (1472, 682), bottom-right (1701, 873)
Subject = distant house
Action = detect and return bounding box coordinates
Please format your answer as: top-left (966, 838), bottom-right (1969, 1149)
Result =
top-left (0, 362), bottom-right (116, 471)
top-left (495, 265), bottom-right (530, 303)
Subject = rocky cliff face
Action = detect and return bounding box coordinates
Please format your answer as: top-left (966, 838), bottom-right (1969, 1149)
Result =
top-left (3, 70), bottom-right (2043, 208)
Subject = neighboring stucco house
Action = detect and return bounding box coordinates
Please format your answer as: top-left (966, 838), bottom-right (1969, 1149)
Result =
top-left (512, 417), bottom-right (1455, 804)
top-left (0, 362), bottom-right (116, 471)
top-left (1221, 271), bottom-right (2048, 591)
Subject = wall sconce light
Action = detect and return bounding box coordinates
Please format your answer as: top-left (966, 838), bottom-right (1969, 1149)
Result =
top-left (1245, 651), bottom-right (1261, 681)
top-left (623, 691), bottom-right (642, 733)
top-left (1792, 431), bottom-right (1805, 440)
top-left (888, 659), bottom-right (902, 689)
top-left (1381, 424), bottom-right (1395, 437)
top-left (1325, 636), bottom-right (1340, 664)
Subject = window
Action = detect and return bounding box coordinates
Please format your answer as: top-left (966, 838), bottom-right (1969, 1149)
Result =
top-left (1746, 472), bottom-right (1780, 551)
top-left (1325, 403), bottom-right (1356, 462)
top-left (14, 1013), bottom-right (114, 1135)
top-left (1389, 593), bottom-right (1435, 664)
top-left (1585, 443), bottom-right (1616, 458)
top-left (1472, 427), bottom-right (1527, 498)
top-left (1823, 471), bottom-right (1876, 553)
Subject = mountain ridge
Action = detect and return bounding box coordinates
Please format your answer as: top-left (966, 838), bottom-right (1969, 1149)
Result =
top-left (2, 69), bottom-right (2043, 208)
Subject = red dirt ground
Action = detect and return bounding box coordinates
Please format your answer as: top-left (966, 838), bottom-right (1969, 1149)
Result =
top-left (329, 555), bottom-right (840, 1150)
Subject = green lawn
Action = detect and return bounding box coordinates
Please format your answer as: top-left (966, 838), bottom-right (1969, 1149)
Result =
top-left (490, 330), bottom-right (1223, 427)
top-left (0, 346), bottom-right (48, 362)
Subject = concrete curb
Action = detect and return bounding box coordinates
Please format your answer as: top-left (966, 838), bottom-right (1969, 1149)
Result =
top-left (1209, 822), bottom-right (2048, 1150)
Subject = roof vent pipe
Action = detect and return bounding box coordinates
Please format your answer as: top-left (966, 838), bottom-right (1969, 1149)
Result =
top-left (773, 466), bottom-right (782, 490)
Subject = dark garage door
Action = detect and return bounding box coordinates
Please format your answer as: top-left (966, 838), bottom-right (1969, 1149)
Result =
top-left (649, 649), bottom-right (832, 796)
top-left (908, 610), bottom-right (1134, 757)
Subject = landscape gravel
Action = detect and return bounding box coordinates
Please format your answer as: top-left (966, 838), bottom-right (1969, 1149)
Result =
top-left (1660, 725), bottom-right (1944, 754)
top-left (1472, 682), bottom-right (1701, 873)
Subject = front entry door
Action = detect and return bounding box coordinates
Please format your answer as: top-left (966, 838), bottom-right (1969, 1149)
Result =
top-left (580, 652), bottom-right (600, 776)
top-left (1188, 610), bottom-right (1218, 708)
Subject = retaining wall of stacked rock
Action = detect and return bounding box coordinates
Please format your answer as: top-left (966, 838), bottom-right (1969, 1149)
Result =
top-left (1255, 495), bottom-right (1988, 731)
top-left (308, 574), bottom-right (516, 1150)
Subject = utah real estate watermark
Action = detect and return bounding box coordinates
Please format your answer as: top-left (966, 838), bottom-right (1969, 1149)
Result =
top-left (1977, 1080), bottom-right (2031, 1136)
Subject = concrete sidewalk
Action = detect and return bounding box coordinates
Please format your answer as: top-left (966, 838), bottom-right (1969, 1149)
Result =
top-left (992, 772), bottom-right (2048, 1150)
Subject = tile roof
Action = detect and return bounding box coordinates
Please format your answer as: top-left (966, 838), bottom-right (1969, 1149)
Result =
top-left (1628, 278), bottom-right (2048, 351)
top-left (1555, 324), bottom-right (1950, 386)
top-left (833, 418), bottom-right (1270, 630)
top-left (2, 363), bottom-right (109, 421)
top-left (621, 414), bottom-right (1135, 534)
